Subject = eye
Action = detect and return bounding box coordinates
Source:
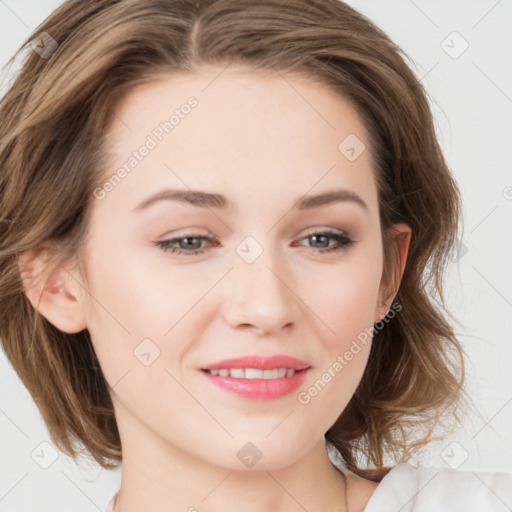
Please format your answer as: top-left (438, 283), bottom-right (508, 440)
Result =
top-left (155, 229), bottom-right (354, 256)
top-left (294, 230), bottom-right (355, 253)
top-left (155, 235), bottom-right (215, 255)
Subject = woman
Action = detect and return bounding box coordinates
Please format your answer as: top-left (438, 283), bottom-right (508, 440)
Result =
top-left (0, 1), bottom-right (510, 511)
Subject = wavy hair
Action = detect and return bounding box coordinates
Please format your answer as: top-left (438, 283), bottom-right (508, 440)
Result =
top-left (0, 0), bottom-right (470, 479)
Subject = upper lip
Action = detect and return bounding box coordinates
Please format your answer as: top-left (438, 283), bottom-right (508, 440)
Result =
top-left (201, 355), bottom-right (311, 371)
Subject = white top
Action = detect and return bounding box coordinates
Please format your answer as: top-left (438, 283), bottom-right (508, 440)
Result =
top-left (363, 462), bottom-right (512, 511)
top-left (103, 462), bottom-right (512, 512)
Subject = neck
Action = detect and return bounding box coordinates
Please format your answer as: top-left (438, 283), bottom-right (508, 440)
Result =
top-left (114, 434), bottom-right (348, 512)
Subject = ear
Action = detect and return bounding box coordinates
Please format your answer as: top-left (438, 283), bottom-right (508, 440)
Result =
top-left (18, 245), bottom-right (87, 334)
top-left (375, 222), bottom-right (412, 322)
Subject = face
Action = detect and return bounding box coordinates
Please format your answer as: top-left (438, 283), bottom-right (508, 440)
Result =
top-left (73, 66), bottom-right (406, 470)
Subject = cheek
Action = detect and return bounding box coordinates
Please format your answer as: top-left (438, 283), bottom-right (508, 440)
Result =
top-left (81, 240), bottom-right (213, 379)
top-left (296, 265), bottom-right (379, 425)
top-left (82, 226), bottom-right (179, 331)
top-left (304, 253), bottom-right (382, 347)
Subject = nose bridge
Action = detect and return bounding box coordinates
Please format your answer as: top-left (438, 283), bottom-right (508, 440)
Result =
top-left (223, 235), bottom-right (299, 334)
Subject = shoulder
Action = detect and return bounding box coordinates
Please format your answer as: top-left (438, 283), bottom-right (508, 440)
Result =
top-left (363, 462), bottom-right (512, 512)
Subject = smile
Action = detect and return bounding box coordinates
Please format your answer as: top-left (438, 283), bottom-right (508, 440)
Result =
top-left (200, 354), bottom-right (311, 400)
top-left (203, 368), bottom-right (299, 379)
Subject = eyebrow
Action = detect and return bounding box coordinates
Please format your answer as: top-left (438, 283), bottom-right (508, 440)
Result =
top-left (132, 188), bottom-right (368, 212)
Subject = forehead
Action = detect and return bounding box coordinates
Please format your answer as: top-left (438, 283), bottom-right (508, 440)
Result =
top-left (101, 66), bottom-right (379, 215)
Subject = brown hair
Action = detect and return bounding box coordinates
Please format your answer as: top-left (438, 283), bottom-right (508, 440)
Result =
top-left (0, 0), bottom-right (470, 479)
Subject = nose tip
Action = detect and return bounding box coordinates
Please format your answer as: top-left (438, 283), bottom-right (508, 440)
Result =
top-left (222, 260), bottom-right (298, 336)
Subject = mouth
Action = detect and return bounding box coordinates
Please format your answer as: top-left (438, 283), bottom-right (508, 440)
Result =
top-left (202, 367), bottom-right (305, 379)
top-left (200, 355), bottom-right (311, 400)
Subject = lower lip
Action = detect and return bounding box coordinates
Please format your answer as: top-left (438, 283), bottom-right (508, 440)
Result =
top-left (201, 369), bottom-right (309, 400)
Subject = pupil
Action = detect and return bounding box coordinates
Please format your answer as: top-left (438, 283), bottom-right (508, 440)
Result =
top-left (311, 235), bottom-right (329, 248)
top-left (182, 237), bottom-right (200, 249)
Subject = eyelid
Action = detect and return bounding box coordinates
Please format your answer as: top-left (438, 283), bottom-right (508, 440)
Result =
top-left (160, 227), bottom-right (215, 238)
top-left (300, 226), bottom-right (353, 238)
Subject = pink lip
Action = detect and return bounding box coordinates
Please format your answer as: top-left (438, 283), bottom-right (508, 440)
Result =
top-left (200, 355), bottom-right (311, 400)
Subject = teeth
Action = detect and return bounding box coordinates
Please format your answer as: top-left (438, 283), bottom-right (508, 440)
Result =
top-left (245, 368), bottom-right (263, 379)
top-left (206, 367), bottom-right (297, 379)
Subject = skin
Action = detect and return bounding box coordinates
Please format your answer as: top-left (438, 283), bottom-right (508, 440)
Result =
top-left (21, 66), bottom-right (410, 512)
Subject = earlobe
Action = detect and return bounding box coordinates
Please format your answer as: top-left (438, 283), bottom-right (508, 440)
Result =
top-left (18, 247), bottom-right (87, 334)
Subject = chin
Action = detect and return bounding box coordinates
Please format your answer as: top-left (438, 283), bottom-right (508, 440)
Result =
top-left (202, 435), bottom-right (317, 472)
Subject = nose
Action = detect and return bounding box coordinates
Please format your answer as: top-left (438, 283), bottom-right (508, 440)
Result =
top-left (222, 251), bottom-right (299, 336)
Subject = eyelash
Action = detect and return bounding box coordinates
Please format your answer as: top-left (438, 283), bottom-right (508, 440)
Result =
top-left (155, 230), bottom-right (355, 256)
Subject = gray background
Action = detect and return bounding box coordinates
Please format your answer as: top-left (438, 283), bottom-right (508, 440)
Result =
top-left (1, 0), bottom-right (511, 510)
